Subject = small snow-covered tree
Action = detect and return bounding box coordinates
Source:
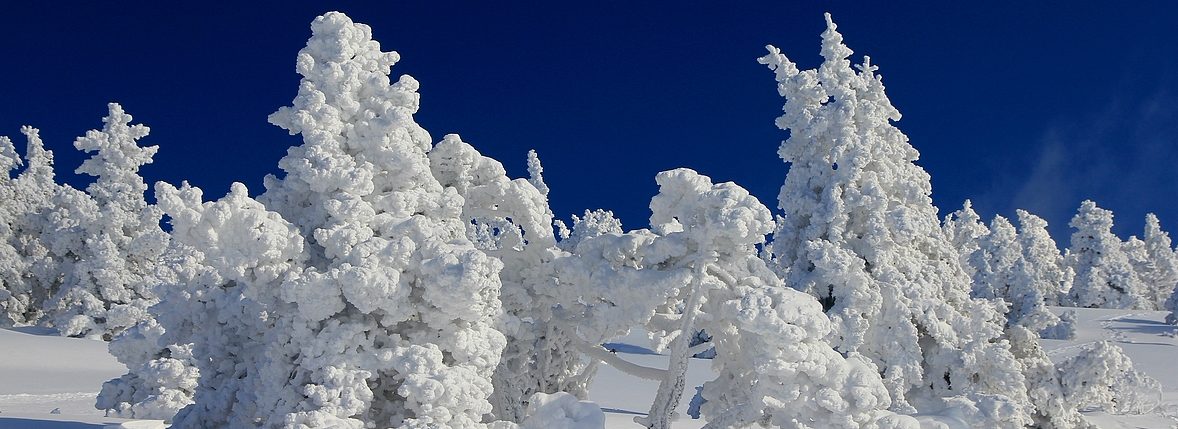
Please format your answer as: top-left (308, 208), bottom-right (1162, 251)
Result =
top-left (1139, 214), bottom-right (1178, 310)
top-left (944, 200), bottom-right (989, 277)
top-left (1016, 209), bottom-right (1072, 307)
top-left (760, 14), bottom-right (1031, 425)
top-left (1065, 201), bottom-right (1148, 309)
top-left (1122, 236), bottom-right (1154, 309)
top-left (1056, 341), bottom-right (1161, 415)
top-left (96, 316), bottom-right (198, 420)
top-left (43, 104), bottom-right (169, 339)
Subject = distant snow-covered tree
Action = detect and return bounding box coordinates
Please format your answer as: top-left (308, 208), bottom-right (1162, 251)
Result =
top-left (1123, 236), bottom-right (1154, 309)
top-left (1065, 201), bottom-right (1148, 309)
top-left (1138, 214), bottom-right (1178, 310)
top-left (944, 200), bottom-right (989, 277)
top-left (760, 14), bottom-right (1032, 426)
top-left (1016, 209), bottom-right (1072, 307)
top-left (971, 215), bottom-right (1059, 332)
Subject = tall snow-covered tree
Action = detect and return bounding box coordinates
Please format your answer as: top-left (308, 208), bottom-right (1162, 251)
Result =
top-left (1015, 209), bottom-right (1071, 307)
top-left (44, 103), bottom-right (169, 339)
top-left (183, 12), bottom-right (509, 428)
top-left (760, 14), bottom-right (1032, 426)
top-left (1139, 214), bottom-right (1178, 309)
top-left (1065, 200), bottom-right (1148, 309)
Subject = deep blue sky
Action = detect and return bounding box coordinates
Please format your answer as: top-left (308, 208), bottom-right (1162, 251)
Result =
top-left (2, 2), bottom-right (1177, 245)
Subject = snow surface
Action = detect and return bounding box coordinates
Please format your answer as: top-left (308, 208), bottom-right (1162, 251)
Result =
top-left (3, 308), bottom-right (1178, 428)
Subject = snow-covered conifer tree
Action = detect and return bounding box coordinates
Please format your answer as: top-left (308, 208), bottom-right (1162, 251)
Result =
top-left (429, 135), bottom-right (593, 421)
top-left (0, 134), bottom-right (26, 326)
top-left (972, 215), bottom-right (1059, 331)
top-left (944, 200), bottom-right (989, 277)
top-left (760, 14), bottom-right (1032, 425)
top-left (1123, 236), bottom-right (1154, 309)
top-left (1139, 214), bottom-right (1178, 309)
top-left (1065, 201), bottom-right (1148, 309)
top-left (1015, 209), bottom-right (1071, 307)
top-left (43, 103), bottom-right (169, 339)
top-left (170, 12), bottom-right (508, 428)
top-left (0, 127), bottom-right (64, 327)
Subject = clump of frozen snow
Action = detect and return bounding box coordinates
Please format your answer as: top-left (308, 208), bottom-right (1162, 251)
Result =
top-left (1041, 309), bottom-right (1078, 340)
top-left (519, 392), bottom-right (603, 429)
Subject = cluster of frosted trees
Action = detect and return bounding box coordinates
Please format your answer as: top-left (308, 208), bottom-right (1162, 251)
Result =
top-left (0, 11), bottom-right (1170, 429)
top-left (946, 200), bottom-right (1178, 318)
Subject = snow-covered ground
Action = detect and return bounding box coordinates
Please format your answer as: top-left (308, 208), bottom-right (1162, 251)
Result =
top-left (2, 307), bottom-right (1177, 428)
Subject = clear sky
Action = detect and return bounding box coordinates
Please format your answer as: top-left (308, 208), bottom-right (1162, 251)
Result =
top-left (2, 2), bottom-right (1176, 244)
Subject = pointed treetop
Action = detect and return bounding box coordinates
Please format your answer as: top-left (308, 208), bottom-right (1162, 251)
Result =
top-left (18, 126), bottom-right (54, 181)
top-left (526, 149), bottom-right (550, 198)
top-left (1145, 213), bottom-right (1165, 238)
top-left (74, 103), bottom-right (158, 180)
top-left (1016, 209), bottom-right (1049, 231)
top-left (1072, 200), bottom-right (1114, 231)
top-left (820, 12), bottom-right (853, 64)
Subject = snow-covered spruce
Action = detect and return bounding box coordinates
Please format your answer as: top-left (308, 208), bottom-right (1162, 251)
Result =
top-left (1015, 209), bottom-right (1072, 308)
top-left (761, 14), bottom-right (1033, 427)
top-left (429, 136), bottom-right (594, 421)
top-left (40, 104), bottom-right (169, 339)
top-left (1056, 340), bottom-right (1162, 415)
top-left (1065, 201), bottom-right (1149, 309)
top-left (1136, 214), bottom-right (1178, 311)
top-left (944, 200), bottom-right (990, 279)
top-left (155, 12), bottom-right (508, 428)
top-left (970, 215), bottom-right (1059, 332)
top-left (0, 126), bottom-right (68, 328)
top-left (0, 131), bottom-right (34, 326)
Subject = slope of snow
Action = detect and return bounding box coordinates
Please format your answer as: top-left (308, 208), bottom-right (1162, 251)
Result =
top-left (0, 327), bottom-right (164, 428)
top-left (2, 308), bottom-right (1177, 428)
